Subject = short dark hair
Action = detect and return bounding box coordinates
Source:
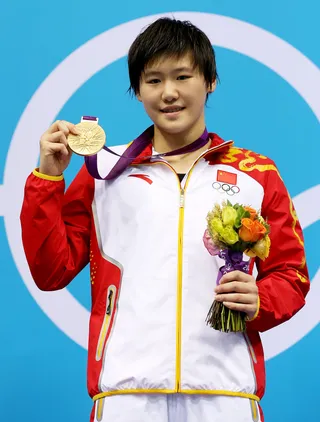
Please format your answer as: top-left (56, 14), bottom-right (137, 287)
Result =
top-left (128, 17), bottom-right (218, 95)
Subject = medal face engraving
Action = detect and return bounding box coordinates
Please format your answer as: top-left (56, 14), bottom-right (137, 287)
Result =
top-left (68, 121), bottom-right (106, 156)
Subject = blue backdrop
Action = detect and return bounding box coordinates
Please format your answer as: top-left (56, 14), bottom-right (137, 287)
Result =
top-left (1, 1), bottom-right (319, 421)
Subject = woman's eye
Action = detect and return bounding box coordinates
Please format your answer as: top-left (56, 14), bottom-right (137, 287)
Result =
top-left (148, 79), bottom-right (161, 84)
top-left (177, 75), bottom-right (191, 80)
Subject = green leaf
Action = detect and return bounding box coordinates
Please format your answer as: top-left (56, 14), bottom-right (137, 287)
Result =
top-left (234, 217), bottom-right (242, 229)
top-left (237, 206), bottom-right (245, 218)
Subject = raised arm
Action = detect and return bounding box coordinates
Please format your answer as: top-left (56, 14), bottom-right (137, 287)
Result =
top-left (20, 120), bottom-right (94, 290)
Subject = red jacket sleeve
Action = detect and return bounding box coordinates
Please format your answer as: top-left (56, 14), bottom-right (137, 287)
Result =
top-left (20, 165), bottom-right (94, 291)
top-left (247, 166), bottom-right (310, 332)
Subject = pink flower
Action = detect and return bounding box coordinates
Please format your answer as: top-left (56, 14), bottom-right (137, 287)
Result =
top-left (203, 230), bottom-right (220, 256)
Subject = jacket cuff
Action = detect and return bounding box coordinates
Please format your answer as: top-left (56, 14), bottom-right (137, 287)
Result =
top-left (33, 168), bottom-right (64, 181)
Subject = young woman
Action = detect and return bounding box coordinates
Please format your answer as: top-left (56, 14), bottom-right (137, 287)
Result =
top-left (20, 17), bottom-right (309, 422)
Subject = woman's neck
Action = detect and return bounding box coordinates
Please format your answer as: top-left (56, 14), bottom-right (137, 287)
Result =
top-left (152, 119), bottom-right (211, 174)
top-left (152, 119), bottom-right (206, 153)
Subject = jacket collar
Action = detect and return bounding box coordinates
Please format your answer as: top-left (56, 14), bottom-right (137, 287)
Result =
top-left (131, 133), bottom-right (232, 165)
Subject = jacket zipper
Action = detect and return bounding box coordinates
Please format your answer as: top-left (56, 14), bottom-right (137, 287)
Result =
top-left (133, 140), bottom-right (233, 392)
top-left (176, 187), bottom-right (184, 391)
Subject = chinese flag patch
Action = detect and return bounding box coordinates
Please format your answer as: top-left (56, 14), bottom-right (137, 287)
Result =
top-left (217, 170), bottom-right (237, 185)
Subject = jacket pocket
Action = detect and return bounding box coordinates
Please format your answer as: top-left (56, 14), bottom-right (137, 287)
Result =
top-left (244, 332), bottom-right (257, 364)
top-left (96, 285), bottom-right (117, 361)
top-left (243, 332), bottom-right (258, 402)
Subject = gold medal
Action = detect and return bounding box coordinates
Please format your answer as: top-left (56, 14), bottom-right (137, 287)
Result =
top-left (68, 121), bottom-right (106, 156)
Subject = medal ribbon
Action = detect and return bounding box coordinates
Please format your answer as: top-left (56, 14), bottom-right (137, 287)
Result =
top-left (82, 116), bottom-right (210, 180)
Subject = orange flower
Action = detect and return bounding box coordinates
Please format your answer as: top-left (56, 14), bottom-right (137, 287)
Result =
top-left (244, 206), bottom-right (257, 220)
top-left (239, 218), bottom-right (267, 243)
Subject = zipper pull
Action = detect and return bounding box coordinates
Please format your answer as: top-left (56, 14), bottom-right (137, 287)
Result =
top-left (180, 189), bottom-right (185, 208)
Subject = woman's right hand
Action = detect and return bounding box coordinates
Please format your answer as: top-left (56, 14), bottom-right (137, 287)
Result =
top-left (39, 120), bottom-right (80, 176)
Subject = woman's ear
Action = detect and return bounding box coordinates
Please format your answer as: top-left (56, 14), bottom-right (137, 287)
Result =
top-left (207, 79), bottom-right (217, 94)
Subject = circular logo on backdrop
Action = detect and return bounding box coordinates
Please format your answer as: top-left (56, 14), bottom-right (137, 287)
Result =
top-left (1, 12), bottom-right (319, 360)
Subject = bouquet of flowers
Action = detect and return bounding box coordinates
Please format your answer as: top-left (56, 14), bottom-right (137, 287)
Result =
top-left (203, 200), bottom-right (271, 332)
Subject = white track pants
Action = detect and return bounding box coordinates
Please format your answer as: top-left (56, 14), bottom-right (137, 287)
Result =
top-left (92, 394), bottom-right (262, 422)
